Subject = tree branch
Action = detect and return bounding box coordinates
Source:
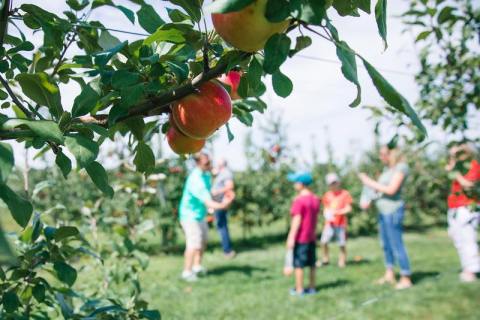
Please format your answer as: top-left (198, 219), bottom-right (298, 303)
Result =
top-left (121, 51), bottom-right (251, 121)
top-left (0, 74), bottom-right (32, 118)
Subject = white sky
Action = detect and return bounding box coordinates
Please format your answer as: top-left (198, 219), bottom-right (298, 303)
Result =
top-left (6, 0), bottom-right (479, 171)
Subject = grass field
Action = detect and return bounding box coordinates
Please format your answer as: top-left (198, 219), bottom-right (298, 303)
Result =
top-left (139, 225), bottom-right (480, 320)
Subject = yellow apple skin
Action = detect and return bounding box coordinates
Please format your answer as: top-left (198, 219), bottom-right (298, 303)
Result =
top-left (212, 0), bottom-right (290, 52)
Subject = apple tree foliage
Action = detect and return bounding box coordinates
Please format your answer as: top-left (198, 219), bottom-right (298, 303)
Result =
top-left (0, 0), bottom-right (427, 317)
top-left (403, 0), bottom-right (479, 136)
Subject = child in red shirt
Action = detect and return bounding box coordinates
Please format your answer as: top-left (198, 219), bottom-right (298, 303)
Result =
top-left (320, 173), bottom-right (353, 268)
top-left (286, 172), bottom-right (320, 296)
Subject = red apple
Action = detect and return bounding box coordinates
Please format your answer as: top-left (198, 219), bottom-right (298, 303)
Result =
top-left (167, 123), bottom-right (206, 155)
top-left (212, 0), bottom-right (290, 52)
top-left (171, 81), bottom-right (232, 139)
top-left (218, 71), bottom-right (242, 100)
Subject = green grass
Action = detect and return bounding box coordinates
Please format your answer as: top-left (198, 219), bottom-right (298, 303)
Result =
top-left (140, 225), bottom-right (479, 320)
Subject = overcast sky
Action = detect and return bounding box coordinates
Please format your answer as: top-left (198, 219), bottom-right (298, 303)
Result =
top-left (6, 0), bottom-right (479, 171)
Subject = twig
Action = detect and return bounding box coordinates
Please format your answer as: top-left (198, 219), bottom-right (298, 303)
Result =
top-left (51, 33), bottom-right (76, 77)
top-left (0, 74), bottom-right (32, 117)
top-left (302, 23), bottom-right (332, 42)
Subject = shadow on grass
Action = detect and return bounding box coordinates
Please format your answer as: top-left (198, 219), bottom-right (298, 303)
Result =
top-left (346, 258), bottom-right (372, 266)
top-left (411, 271), bottom-right (440, 284)
top-left (144, 231), bottom-right (288, 256)
top-left (315, 279), bottom-right (350, 291)
top-left (207, 265), bottom-right (267, 277)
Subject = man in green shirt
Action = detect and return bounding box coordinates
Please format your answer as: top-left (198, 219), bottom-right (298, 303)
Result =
top-left (179, 153), bottom-right (234, 282)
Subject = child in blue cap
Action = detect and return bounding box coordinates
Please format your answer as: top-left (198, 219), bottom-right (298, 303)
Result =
top-left (286, 172), bottom-right (321, 296)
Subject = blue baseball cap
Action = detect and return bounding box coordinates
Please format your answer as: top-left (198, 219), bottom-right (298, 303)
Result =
top-left (287, 172), bottom-right (313, 186)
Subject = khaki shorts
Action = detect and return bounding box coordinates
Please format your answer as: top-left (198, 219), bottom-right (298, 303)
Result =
top-left (181, 220), bottom-right (208, 250)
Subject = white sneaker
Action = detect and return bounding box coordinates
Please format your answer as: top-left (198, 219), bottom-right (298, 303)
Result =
top-left (181, 271), bottom-right (198, 282)
top-left (459, 272), bottom-right (477, 283)
top-left (192, 265), bottom-right (207, 276)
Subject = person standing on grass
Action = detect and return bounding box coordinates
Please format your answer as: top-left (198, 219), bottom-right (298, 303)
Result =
top-left (319, 173), bottom-right (353, 268)
top-left (445, 143), bottom-right (480, 283)
top-left (211, 158), bottom-right (236, 259)
top-left (358, 146), bottom-right (413, 290)
top-left (179, 153), bottom-right (234, 282)
top-left (286, 172), bottom-right (320, 296)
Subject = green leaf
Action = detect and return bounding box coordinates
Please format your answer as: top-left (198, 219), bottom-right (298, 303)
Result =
top-left (6, 41), bottom-right (34, 54)
top-left (66, 0), bottom-right (89, 11)
top-left (332, 0), bottom-right (360, 16)
top-left (72, 84), bottom-right (100, 117)
top-left (292, 35), bottom-right (312, 55)
top-left (116, 5), bottom-right (135, 24)
top-left (2, 291), bottom-right (20, 313)
top-left (247, 57), bottom-right (263, 93)
top-left (437, 6), bottom-right (455, 24)
top-left (65, 134), bottom-right (99, 168)
top-left (1, 119), bottom-right (64, 144)
top-left (137, 4), bottom-right (165, 34)
top-left (415, 30), bottom-right (432, 42)
top-left (0, 221), bottom-right (16, 265)
top-left (53, 261), bottom-right (77, 287)
top-left (108, 84), bottom-right (145, 126)
top-left (134, 142), bottom-right (155, 174)
top-left (335, 41), bottom-right (361, 107)
top-left (357, 0), bottom-right (371, 13)
top-left (361, 58), bottom-right (426, 136)
top-left (54, 226), bottom-right (79, 242)
top-left (94, 41), bottom-right (127, 67)
top-left (375, 0), bottom-right (387, 49)
top-left (207, 0), bottom-right (255, 14)
top-left (98, 30), bottom-right (121, 50)
top-left (143, 27), bottom-right (186, 46)
top-left (263, 33), bottom-right (291, 74)
top-left (266, 0), bottom-right (290, 22)
top-left (232, 104), bottom-right (254, 126)
top-left (272, 70), bottom-right (293, 98)
top-left (55, 151), bottom-right (72, 179)
top-left (125, 117), bottom-right (145, 140)
top-left (290, 0), bottom-right (327, 25)
top-left (111, 70), bottom-right (141, 89)
top-left (226, 122), bottom-right (234, 142)
top-left (0, 142), bottom-right (13, 183)
top-left (169, 0), bottom-right (202, 21)
top-left (15, 73), bottom-right (63, 119)
top-left (32, 284), bottom-right (46, 303)
top-left (0, 183), bottom-right (33, 228)
top-left (85, 161), bottom-right (114, 198)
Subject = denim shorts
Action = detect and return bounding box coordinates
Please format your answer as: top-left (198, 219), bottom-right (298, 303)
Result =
top-left (293, 242), bottom-right (316, 268)
top-left (320, 225), bottom-right (346, 246)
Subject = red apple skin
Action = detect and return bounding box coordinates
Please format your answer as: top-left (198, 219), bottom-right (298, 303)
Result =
top-left (212, 0), bottom-right (290, 52)
top-left (171, 81), bottom-right (232, 140)
top-left (218, 71), bottom-right (242, 100)
top-left (167, 123), bottom-right (206, 155)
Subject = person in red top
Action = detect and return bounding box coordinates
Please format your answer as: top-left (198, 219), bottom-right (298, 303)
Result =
top-left (286, 172), bottom-right (320, 296)
top-left (320, 173), bottom-right (353, 268)
top-left (446, 143), bottom-right (480, 283)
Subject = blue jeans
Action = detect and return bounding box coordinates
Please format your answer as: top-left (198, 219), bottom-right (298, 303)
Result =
top-left (215, 210), bottom-right (233, 254)
top-left (378, 206), bottom-right (411, 276)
